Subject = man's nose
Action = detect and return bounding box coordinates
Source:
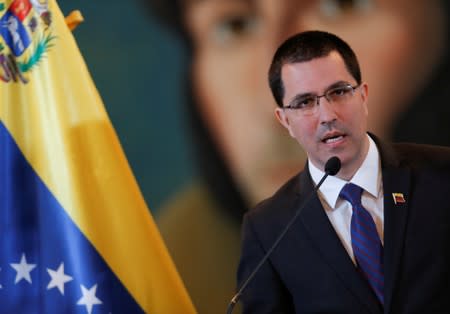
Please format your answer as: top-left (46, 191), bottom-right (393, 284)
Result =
top-left (318, 97), bottom-right (338, 125)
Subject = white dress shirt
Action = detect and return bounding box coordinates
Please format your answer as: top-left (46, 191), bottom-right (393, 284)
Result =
top-left (308, 135), bottom-right (384, 263)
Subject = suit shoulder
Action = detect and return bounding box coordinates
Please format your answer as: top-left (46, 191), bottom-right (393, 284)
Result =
top-left (245, 172), bottom-right (302, 223)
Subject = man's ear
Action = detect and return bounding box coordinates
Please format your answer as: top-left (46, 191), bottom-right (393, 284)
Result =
top-left (360, 82), bottom-right (369, 115)
top-left (275, 107), bottom-right (295, 137)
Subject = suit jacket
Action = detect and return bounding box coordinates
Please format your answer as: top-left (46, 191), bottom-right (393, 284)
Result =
top-left (237, 137), bottom-right (450, 313)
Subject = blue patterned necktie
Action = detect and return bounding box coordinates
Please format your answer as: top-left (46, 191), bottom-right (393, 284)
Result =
top-left (339, 183), bottom-right (384, 304)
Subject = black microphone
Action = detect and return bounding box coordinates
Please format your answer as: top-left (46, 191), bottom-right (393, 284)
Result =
top-left (226, 156), bottom-right (341, 314)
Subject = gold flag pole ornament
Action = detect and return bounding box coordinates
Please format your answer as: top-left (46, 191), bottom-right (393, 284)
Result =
top-left (64, 9), bottom-right (83, 31)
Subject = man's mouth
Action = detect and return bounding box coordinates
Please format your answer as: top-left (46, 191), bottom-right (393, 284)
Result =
top-left (321, 133), bottom-right (346, 144)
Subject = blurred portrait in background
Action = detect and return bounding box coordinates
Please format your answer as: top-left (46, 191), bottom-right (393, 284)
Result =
top-left (146, 1), bottom-right (449, 313)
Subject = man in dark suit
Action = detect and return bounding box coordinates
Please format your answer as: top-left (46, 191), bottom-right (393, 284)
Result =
top-left (237, 31), bottom-right (450, 313)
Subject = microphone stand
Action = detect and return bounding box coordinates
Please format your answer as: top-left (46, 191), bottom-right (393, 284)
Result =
top-left (226, 157), bottom-right (340, 314)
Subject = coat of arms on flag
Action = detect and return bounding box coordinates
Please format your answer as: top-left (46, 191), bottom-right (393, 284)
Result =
top-left (0, 0), bottom-right (53, 83)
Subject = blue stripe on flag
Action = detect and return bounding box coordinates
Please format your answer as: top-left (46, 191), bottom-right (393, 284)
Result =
top-left (0, 121), bottom-right (144, 313)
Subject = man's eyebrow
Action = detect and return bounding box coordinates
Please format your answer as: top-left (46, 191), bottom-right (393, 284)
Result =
top-left (326, 80), bottom-right (352, 90)
top-left (287, 93), bottom-right (314, 107)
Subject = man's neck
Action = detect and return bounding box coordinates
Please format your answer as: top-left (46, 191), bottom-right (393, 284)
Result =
top-left (336, 135), bottom-right (370, 181)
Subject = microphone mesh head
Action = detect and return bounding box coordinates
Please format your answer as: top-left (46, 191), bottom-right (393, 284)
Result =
top-left (325, 156), bottom-right (341, 176)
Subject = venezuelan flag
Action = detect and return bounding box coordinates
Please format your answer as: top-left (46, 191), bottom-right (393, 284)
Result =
top-left (0, 0), bottom-right (196, 313)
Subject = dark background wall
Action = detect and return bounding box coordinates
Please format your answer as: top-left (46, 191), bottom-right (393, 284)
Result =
top-left (58, 1), bottom-right (193, 214)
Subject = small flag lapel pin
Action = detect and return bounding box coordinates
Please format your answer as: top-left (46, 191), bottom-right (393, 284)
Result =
top-left (392, 193), bottom-right (406, 204)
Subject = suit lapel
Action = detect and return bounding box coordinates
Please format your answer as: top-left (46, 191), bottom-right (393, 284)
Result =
top-left (296, 169), bottom-right (382, 314)
top-left (377, 140), bottom-right (412, 314)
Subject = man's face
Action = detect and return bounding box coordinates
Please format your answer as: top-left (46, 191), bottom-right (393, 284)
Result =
top-left (275, 52), bottom-right (369, 177)
top-left (184, 0), bottom-right (445, 205)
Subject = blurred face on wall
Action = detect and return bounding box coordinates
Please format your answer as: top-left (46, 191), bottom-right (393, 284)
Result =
top-left (184, 0), bottom-right (446, 206)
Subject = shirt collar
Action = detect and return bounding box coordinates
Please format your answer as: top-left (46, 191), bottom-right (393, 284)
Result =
top-left (308, 135), bottom-right (381, 208)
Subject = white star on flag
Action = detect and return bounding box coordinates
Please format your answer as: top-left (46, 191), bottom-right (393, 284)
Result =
top-left (10, 253), bottom-right (36, 284)
top-left (77, 284), bottom-right (103, 314)
top-left (0, 267), bottom-right (2, 289)
top-left (47, 263), bottom-right (73, 295)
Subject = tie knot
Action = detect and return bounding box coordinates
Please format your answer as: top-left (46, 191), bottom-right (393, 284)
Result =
top-left (339, 183), bottom-right (363, 207)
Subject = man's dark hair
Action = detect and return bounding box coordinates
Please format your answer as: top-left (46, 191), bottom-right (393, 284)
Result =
top-left (268, 31), bottom-right (362, 107)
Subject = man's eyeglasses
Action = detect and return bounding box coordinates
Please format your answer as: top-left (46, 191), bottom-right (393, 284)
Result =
top-left (283, 83), bottom-right (361, 116)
